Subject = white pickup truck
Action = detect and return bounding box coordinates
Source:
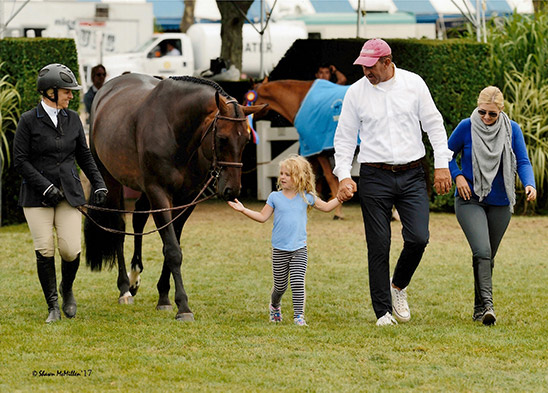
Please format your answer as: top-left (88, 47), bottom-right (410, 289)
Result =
top-left (92, 21), bottom-right (307, 81)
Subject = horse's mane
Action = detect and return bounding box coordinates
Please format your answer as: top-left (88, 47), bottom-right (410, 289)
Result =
top-left (169, 76), bottom-right (230, 98)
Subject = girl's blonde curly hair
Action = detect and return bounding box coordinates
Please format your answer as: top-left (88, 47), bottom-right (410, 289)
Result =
top-left (277, 155), bottom-right (317, 209)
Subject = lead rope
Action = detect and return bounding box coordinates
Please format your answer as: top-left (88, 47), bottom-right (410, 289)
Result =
top-left (77, 171), bottom-right (218, 236)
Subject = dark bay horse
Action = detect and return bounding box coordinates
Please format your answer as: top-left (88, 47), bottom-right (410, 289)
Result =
top-left (251, 79), bottom-right (344, 218)
top-left (84, 73), bottom-right (266, 321)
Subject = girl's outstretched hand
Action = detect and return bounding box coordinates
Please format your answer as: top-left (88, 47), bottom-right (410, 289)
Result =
top-left (228, 198), bottom-right (244, 212)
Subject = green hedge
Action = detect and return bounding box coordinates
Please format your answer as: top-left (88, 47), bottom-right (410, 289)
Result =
top-left (0, 38), bottom-right (80, 112)
top-left (0, 38), bottom-right (81, 225)
top-left (270, 38), bottom-right (492, 210)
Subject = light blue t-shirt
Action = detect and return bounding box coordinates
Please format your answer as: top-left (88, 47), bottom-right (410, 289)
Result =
top-left (266, 191), bottom-right (315, 251)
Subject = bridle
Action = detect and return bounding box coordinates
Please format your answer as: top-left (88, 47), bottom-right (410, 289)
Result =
top-left (199, 98), bottom-right (248, 176)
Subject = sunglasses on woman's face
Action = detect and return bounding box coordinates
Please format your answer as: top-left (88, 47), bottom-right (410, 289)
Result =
top-left (478, 109), bottom-right (499, 118)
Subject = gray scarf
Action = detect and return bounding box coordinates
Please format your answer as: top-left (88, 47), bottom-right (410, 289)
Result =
top-left (471, 108), bottom-right (516, 212)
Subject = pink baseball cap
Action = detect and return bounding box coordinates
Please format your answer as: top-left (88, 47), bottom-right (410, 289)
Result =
top-left (353, 39), bottom-right (392, 67)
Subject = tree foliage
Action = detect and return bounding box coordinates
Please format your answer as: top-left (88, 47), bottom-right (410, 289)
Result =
top-left (487, 12), bottom-right (548, 213)
top-left (0, 64), bottom-right (21, 173)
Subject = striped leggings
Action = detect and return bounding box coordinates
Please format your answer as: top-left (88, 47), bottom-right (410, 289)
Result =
top-left (270, 246), bottom-right (308, 318)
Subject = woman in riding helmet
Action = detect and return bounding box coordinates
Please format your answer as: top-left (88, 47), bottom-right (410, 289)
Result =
top-left (14, 63), bottom-right (108, 323)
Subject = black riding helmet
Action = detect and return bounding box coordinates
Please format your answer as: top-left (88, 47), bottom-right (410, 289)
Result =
top-left (37, 63), bottom-right (81, 102)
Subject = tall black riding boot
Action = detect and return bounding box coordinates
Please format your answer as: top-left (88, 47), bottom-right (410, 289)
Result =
top-left (60, 254), bottom-right (80, 318)
top-left (472, 271), bottom-right (483, 322)
top-left (36, 251), bottom-right (61, 323)
top-left (473, 256), bottom-right (496, 325)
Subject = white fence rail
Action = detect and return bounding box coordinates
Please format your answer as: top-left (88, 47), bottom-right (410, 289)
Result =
top-left (255, 121), bottom-right (359, 200)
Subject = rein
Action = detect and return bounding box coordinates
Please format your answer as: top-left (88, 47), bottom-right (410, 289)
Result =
top-left (81, 101), bottom-right (248, 236)
top-left (78, 172), bottom-right (217, 236)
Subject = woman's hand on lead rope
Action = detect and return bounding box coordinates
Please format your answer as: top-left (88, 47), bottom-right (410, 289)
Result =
top-left (93, 188), bottom-right (108, 206)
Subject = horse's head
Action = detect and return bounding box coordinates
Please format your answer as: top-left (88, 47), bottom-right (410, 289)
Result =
top-left (245, 78), bottom-right (270, 121)
top-left (207, 92), bottom-right (267, 201)
top-left (246, 78), bottom-right (312, 124)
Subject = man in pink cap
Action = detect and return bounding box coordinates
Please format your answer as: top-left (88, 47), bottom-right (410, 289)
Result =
top-left (333, 38), bottom-right (453, 326)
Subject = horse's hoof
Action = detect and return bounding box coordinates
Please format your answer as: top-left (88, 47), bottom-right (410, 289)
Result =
top-left (118, 295), bottom-right (134, 305)
top-left (333, 215), bottom-right (344, 220)
top-left (128, 272), bottom-right (141, 296)
top-left (156, 304), bottom-right (173, 311)
top-left (175, 312), bottom-right (194, 322)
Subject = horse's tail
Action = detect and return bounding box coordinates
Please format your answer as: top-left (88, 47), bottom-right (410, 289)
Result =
top-left (83, 163), bottom-right (126, 271)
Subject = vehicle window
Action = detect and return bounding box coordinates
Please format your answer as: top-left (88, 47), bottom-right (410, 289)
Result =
top-left (131, 37), bottom-right (157, 53)
top-left (162, 40), bottom-right (182, 57)
top-left (147, 45), bottom-right (162, 58)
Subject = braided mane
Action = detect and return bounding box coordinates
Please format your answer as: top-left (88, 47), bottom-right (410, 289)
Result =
top-left (169, 76), bottom-right (230, 98)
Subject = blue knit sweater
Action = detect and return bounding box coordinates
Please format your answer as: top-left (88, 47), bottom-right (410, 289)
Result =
top-left (448, 118), bottom-right (535, 206)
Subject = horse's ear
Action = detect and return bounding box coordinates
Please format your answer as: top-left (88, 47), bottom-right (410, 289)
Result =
top-left (216, 93), bottom-right (231, 115)
top-left (243, 103), bottom-right (268, 116)
top-left (215, 91), bottom-right (221, 109)
top-left (262, 76), bottom-right (269, 84)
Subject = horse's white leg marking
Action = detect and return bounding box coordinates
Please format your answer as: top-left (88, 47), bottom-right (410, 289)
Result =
top-left (128, 270), bottom-right (141, 289)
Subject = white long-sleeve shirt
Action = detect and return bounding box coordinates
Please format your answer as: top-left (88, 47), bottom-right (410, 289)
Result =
top-left (333, 65), bottom-right (453, 180)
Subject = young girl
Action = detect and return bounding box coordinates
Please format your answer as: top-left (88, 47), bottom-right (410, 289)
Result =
top-left (228, 155), bottom-right (341, 326)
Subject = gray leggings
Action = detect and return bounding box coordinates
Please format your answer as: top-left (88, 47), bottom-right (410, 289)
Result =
top-left (454, 196), bottom-right (512, 262)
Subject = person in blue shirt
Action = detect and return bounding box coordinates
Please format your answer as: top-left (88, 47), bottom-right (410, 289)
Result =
top-left (448, 86), bottom-right (536, 326)
top-left (228, 155), bottom-right (340, 326)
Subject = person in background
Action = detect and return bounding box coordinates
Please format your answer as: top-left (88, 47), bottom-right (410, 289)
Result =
top-left (315, 63), bottom-right (347, 85)
top-left (227, 155), bottom-right (341, 326)
top-left (166, 42), bottom-right (181, 57)
top-left (312, 63), bottom-right (347, 217)
top-left (14, 63), bottom-right (108, 323)
top-left (83, 64), bottom-right (106, 116)
top-left (448, 86), bottom-right (536, 326)
top-left (334, 38), bottom-right (453, 326)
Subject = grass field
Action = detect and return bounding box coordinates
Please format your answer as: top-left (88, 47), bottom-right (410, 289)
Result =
top-left (0, 200), bottom-right (546, 392)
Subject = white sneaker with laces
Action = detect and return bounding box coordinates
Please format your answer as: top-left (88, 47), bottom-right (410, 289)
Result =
top-left (391, 279), bottom-right (411, 322)
top-left (376, 311), bottom-right (398, 326)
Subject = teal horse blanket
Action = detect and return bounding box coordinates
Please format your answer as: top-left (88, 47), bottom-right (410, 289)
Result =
top-left (294, 79), bottom-right (350, 157)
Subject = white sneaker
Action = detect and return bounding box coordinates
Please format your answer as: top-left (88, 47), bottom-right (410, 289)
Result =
top-left (391, 279), bottom-right (411, 322)
top-left (376, 311), bottom-right (398, 326)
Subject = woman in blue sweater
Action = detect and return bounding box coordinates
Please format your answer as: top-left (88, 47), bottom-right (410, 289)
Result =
top-left (448, 86), bottom-right (536, 326)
